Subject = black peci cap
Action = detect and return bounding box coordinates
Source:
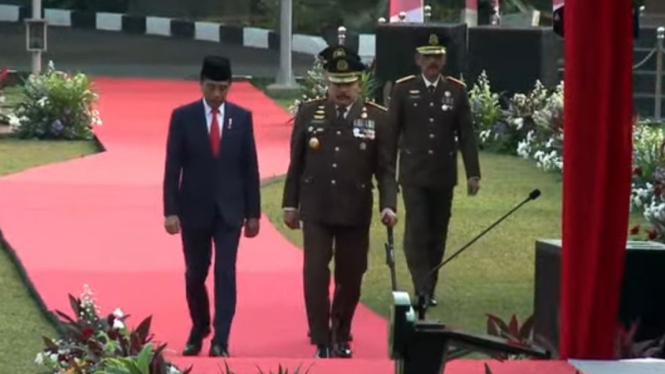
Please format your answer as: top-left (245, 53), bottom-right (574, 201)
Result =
top-left (200, 55), bottom-right (232, 82)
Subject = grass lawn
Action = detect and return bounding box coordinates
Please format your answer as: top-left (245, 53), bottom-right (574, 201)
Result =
top-left (0, 137), bottom-right (98, 373)
top-left (262, 151), bottom-right (648, 336)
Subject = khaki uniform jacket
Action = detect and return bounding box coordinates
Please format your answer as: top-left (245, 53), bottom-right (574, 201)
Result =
top-left (282, 97), bottom-right (398, 227)
top-left (387, 75), bottom-right (481, 187)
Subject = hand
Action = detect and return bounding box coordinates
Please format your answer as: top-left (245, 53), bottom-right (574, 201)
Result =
top-left (381, 208), bottom-right (398, 227)
top-left (467, 177), bottom-right (480, 196)
top-left (164, 215), bottom-right (181, 235)
top-left (244, 218), bottom-right (260, 238)
top-left (283, 209), bottom-right (300, 230)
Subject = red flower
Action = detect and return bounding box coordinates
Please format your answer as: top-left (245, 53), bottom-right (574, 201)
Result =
top-left (630, 225), bottom-right (640, 235)
top-left (82, 326), bottom-right (94, 339)
top-left (633, 167), bottom-right (643, 176)
top-left (655, 185), bottom-right (663, 197)
top-left (647, 229), bottom-right (657, 240)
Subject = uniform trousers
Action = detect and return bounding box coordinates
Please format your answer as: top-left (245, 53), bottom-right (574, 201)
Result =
top-left (302, 220), bottom-right (370, 345)
top-left (181, 210), bottom-right (242, 347)
top-left (402, 185), bottom-right (455, 298)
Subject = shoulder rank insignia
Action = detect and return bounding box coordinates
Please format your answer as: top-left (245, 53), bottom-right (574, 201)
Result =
top-left (302, 96), bottom-right (326, 105)
top-left (446, 76), bottom-right (466, 87)
top-left (395, 75), bottom-right (416, 84)
top-left (366, 100), bottom-right (387, 111)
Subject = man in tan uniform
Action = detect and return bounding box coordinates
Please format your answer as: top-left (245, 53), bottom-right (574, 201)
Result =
top-left (387, 29), bottom-right (481, 308)
top-left (282, 47), bottom-right (398, 358)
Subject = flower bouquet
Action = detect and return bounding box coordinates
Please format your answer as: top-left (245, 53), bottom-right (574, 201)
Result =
top-left (36, 285), bottom-right (190, 374)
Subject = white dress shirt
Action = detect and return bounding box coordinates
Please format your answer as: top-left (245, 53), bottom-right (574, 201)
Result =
top-left (422, 74), bottom-right (441, 90)
top-left (203, 99), bottom-right (224, 138)
top-left (335, 100), bottom-right (356, 119)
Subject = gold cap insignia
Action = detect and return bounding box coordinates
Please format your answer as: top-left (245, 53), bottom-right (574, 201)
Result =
top-left (333, 48), bottom-right (346, 58)
top-left (337, 59), bottom-right (348, 71)
top-left (429, 33), bottom-right (439, 46)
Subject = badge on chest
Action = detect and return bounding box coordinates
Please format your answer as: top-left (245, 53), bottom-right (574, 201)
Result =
top-left (352, 107), bottom-right (375, 141)
top-left (307, 106), bottom-right (326, 150)
top-left (442, 91), bottom-right (455, 112)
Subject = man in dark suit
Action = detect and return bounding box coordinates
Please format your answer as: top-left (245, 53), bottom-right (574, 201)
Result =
top-left (282, 47), bottom-right (398, 358)
top-left (162, 55), bottom-right (261, 357)
top-left (387, 29), bottom-right (481, 307)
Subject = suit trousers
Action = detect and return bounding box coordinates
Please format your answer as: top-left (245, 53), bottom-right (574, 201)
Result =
top-left (302, 220), bottom-right (370, 345)
top-left (181, 211), bottom-right (242, 347)
top-left (402, 185), bottom-right (454, 298)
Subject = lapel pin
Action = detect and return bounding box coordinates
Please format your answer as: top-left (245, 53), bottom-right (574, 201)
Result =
top-left (228, 118), bottom-right (233, 129)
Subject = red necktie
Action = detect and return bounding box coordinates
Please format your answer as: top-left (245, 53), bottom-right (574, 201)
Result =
top-left (210, 108), bottom-right (220, 156)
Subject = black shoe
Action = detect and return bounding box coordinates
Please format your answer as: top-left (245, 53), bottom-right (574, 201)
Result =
top-left (333, 342), bottom-right (352, 358)
top-left (314, 345), bottom-right (331, 358)
top-left (182, 327), bottom-right (211, 356)
top-left (209, 344), bottom-right (230, 357)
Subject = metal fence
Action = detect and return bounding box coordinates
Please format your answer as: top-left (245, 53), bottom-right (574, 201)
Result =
top-left (634, 27), bottom-right (664, 121)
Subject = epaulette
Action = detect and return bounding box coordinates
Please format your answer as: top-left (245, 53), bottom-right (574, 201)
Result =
top-left (302, 96), bottom-right (326, 105)
top-left (395, 75), bottom-right (416, 84)
top-left (366, 100), bottom-right (387, 111)
top-left (446, 76), bottom-right (466, 87)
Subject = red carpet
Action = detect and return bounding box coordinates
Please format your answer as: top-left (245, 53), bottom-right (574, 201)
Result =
top-left (0, 77), bottom-right (579, 374)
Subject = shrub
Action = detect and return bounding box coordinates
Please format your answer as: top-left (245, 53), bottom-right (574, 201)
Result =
top-left (10, 61), bottom-right (102, 140)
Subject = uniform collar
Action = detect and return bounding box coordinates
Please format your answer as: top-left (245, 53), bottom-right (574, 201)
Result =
top-left (422, 74), bottom-right (441, 89)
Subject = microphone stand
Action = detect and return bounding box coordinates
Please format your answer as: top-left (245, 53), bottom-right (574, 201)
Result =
top-left (417, 189), bottom-right (542, 320)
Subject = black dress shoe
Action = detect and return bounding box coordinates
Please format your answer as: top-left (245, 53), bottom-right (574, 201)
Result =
top-left (314, 345), bottom-right (331, 358)
top-left (209, 344), bottom-right (230, 357)
top-left (333, 342), bottom-right (352, 358)
top-left (182, 327), bottom-right (211, 356)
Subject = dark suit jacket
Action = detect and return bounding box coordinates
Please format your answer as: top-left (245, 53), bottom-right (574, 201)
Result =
top-left (163, 99), bottom-right (260, 230)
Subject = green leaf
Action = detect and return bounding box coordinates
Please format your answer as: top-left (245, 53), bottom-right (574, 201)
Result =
top-left (136, 343), bottom-right (153, 374)
top-left (42, 336), bottom-right (59, 352)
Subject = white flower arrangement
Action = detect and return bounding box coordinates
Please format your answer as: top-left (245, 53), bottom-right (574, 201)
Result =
top-left (11, 60), bottom-right (102, 140)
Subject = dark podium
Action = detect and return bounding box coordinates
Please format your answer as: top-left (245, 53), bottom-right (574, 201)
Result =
top-left (533, 239), bottom-right (665, 348)
top-left (389, 291), bottom-right (550, 374)
top-left (374, 22), bottom-right (468, 105)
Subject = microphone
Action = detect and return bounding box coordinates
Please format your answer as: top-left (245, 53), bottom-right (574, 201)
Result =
top-left (413, 189), bottom-right (541, 319)
top-left (529, 189), bottom-right (541, 200)
top-left (427, 189), bottom-right (541, 280)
